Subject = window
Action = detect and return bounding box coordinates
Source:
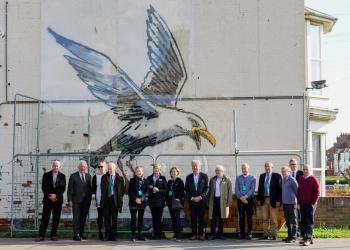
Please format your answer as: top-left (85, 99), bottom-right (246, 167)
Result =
top-left (312, 133), bottom-right (321, 169)
top-left (307, 23), bottom-right (322, 95)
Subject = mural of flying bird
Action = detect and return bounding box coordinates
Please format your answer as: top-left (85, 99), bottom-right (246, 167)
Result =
top-left (48, 5), bottom-right (216, 172)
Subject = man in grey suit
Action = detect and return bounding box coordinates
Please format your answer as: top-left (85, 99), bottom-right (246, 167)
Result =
top-left (67, 160), bottom-right (92, 241)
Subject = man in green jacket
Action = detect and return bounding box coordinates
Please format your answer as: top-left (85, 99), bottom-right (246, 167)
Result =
top-left (208, 165), bottom-right (233, 240)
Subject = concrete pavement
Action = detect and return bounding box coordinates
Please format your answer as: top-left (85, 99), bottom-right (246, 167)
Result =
top-left (0, 238), bottom-right (350, 250)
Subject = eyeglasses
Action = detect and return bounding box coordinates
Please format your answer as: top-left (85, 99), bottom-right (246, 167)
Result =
top-left (97, 166), bottom-right (104, 168)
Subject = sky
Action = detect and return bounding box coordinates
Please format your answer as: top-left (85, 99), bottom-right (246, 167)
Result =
top-left (306, 0), bottom-right (350, 148)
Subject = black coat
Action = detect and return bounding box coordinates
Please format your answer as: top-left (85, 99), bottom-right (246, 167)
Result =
top-left (67, 172), bottom-right (92, 203)
top-left (165, 177), bottom-right (185, 207)
top-left (146, 174), bottom-right (167, 207)
top-left (128, 176), bottom-right (149, 209)
top-left (100, 173), bottom-right (125, 213)
top-left (185, 172), bottom-right (209, 203)
top-left (258, 172), bottom-right (282, 208)
top-left (42, 171), bottom-right (66, 204)
top-left (294, 170), bottom-right (304, 183)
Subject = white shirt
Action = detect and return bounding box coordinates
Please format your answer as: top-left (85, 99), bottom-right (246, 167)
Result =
top-left (52, 172), bottom-right (58, 187)
top-left (153, 175), bottom-right (159, 184)
top-left (215, 177), bottom-right (222, 197)
top-left (96, 174), bottom-right (102, 203)
top-left (193, 174), bottom-right (199, 190)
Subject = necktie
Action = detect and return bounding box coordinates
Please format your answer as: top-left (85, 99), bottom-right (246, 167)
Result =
top-left (80, 173), bottom-right (85, 183)
top-left (194, 176), bottom-right (198, 191)
top-left (108, 176), bottom-right (114, 197)
top-left (265, 174), bottom-right (270, 196)
top-left (292, 172), bottom-right (295, 178)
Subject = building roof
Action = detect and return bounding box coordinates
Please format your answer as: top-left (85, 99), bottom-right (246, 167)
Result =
top-left (305, 6), bottom-right (338, 34)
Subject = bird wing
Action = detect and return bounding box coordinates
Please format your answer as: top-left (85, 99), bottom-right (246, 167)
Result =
top-left (140, 5), bottom-right (187, 107)
top-left (48, 27), bottom-right (158, 121)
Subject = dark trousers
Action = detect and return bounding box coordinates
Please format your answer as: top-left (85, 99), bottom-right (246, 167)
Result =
top-left (72, 199), bottom-right (90, 235)
top-left (297, 207), bottom-right (301, 237)
top-left (169, 207), bottom-right (181, 238)
top-left (237, 198), bottom-right (253, 236)
top-left (130, 208), bottom-right (145, 237)
top-left (104, 197), bottom-right (118, 239)
top-left (150, 206), bottom-right (164, 238)
top-left (283, 204), bottom-right (298, 240)
top-left (210, 197), bottom-right (224, 237)
top-left (97, 207), bottom-right (104, 233)
top-left (39, 201), bottom-right (62, 237)
top-left (300, 203), bottom-right (315, 241)
top-left (190, 201), bottom-right (206, 236)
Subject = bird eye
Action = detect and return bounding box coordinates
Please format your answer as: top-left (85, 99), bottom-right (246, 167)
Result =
top-left (188, 117), bottom-right (200, 127)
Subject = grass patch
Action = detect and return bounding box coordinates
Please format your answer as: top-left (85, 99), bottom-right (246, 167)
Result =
top-left (278, 226), bottom-right (350, 239)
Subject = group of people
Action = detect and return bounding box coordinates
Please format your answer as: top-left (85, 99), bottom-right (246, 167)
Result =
top-left (36, 158), bottom-right (320, 247)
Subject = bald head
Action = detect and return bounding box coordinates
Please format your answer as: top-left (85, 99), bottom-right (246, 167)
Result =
top-left (241, 163), bottom-right (249, 176)
top-left (264, 162), bottom-right (273, 174)
top-left (303, 164), bottom-right (312, 177)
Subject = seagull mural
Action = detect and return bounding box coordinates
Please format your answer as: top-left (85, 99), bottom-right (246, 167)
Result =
top-left (48, 5), bottom-right (216, 174)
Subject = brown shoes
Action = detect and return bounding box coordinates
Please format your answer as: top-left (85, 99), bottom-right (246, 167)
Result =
top-left (199, 236), bottom-right (205, 241)
top-left (189, 235), bottom-right (197, 240)
top-left (50, 236), bottom-right (58, 241)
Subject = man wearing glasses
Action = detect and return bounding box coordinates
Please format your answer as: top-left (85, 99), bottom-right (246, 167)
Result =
top-left (289, 159), bottom-right (303, 183)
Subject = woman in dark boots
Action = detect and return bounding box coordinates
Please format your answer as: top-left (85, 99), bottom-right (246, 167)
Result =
top-left (166, 166), bottom-right (185, 241)
top-left (147, 164), bottom-right (167, 240)
top-left (92, 160), bottom-right (107, 240)
top-left (128, 166), bottom-right (149, 242)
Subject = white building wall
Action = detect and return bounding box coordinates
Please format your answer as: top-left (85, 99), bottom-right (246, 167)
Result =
top-left (0, 0), bottom-right (306, 221)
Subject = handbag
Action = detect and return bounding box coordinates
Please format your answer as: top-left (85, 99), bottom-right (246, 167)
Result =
top-left (172, 198), bottom-right (183, 210)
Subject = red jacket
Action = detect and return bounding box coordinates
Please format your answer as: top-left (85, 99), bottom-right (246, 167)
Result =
top-left (297, 175), bottom-right (320, 205)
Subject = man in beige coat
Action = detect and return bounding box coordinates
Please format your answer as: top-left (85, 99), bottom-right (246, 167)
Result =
top-left (208, 165), bottom-right (233, 240)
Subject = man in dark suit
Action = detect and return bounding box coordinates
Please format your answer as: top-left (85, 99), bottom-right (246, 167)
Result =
top-left (100, 162), bottom-right (125, 241)
top-left (185, 160), bottom-right (209, 241)
top-left (67, 160), bottom-right (92, 241)
top-left (289, 159), bottom-right (303, 183)
top-left (37, 160), bottom-right (66, 241)
top-left (258, 162), bottom-right (282, 240)
top-left (288, 158), bottom-right (303, 240)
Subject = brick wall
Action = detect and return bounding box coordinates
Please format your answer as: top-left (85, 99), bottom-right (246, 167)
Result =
top-left (315, 197), bottom-right (350, 228)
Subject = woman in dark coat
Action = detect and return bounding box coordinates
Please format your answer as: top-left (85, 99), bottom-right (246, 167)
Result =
top-left (146, 164), bottom-right (167, 240)
top-left (128, 166), bottom-right (149, 242)
top-left (166, 166), bottom-right (185, 241)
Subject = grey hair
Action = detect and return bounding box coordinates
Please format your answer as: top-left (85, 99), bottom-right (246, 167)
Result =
top-left (191, 160), bottom-right (201, 166)
top-left (241, 163), bottom-right (250, 169)
top-left (215, 165), bottom-right (225, 171)
top-left (265, 161), bottom-right (273, 167)
top-left (281, 166), bottom-right (291, 172)
top-left (78, 160), bottom-right (87, 168)
top-left (52, 160), bottom-right (61, 167)
top-left (108, 162), bottom-right (117, 170)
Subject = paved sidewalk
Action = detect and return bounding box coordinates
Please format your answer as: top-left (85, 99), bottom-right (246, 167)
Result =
top-left (0, 238), bottom-right (349, 250)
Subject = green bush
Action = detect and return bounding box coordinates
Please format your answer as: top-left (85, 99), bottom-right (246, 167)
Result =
top-left (325, 179), bottom-right (349, 185)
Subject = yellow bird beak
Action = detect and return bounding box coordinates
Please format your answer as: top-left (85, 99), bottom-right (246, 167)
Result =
top-left (192, 128), bottom-right (216, 150)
